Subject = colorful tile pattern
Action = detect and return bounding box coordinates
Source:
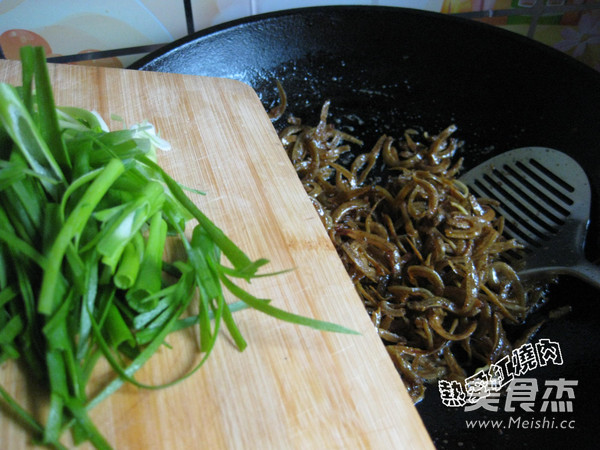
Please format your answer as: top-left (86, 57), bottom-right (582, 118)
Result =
top-left (0, 0), bottom-right (598, 72)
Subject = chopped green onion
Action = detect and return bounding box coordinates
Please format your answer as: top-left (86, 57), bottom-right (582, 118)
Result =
top-left (0, 46), bottom-right (357, 449)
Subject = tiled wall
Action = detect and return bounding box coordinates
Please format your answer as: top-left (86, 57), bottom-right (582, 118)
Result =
top-left (0, 1), bottom-right (599, 71)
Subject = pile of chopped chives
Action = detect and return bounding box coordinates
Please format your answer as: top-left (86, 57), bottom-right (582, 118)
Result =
top-left (0, 46), bottom-right (355, 449)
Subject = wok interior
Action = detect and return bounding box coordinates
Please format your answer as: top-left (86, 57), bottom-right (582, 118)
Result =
top-left (134, 7), bottom-right (600, 448)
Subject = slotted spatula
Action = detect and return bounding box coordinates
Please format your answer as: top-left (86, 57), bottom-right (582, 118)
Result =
top-left (460, 146), bottom-right (600, 289)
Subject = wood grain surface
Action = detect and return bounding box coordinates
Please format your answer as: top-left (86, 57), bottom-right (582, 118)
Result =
top-left (0, 60), bottom-right (433, 449)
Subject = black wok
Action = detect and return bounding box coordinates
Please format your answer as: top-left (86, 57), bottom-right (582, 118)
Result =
top-left (131, 6), bottom-right (600, 449)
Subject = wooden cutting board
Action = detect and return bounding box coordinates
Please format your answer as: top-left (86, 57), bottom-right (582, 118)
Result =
top-left (0, 59), bottom-right (433, 449)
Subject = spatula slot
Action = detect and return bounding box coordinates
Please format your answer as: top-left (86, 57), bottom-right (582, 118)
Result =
top-left (471, 182), bottom-right (550, 247)
top-left (514, 160), bottom-right (574, 205)
top-left (501, 164), bottom-right (571, 217)
top-left (528, 158), bottom-right (576, 193)
top-left (475, 175), bottom-right (559, 237)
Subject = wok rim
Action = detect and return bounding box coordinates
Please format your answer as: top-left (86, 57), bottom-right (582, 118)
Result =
top-left (130, 5), bottom-right (600, 81)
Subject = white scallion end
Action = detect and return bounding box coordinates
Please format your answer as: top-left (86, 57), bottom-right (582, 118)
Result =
top-left (91, 110), bottom-right (110, 132)
top-left (130, 121), bottom-right (172, 151)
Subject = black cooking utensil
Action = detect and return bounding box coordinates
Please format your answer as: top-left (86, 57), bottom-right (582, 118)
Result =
top-left (132, 7), bottom-right (600, 449)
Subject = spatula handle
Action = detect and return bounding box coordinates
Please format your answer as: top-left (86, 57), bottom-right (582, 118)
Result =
top-left (569, 260), bottom-right (600, 290)
top-left (521, 260), bottom-right (600, 290)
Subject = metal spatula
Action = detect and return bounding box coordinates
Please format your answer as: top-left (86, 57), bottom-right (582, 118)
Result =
top-left (459, 146), bottom-right (600, 289)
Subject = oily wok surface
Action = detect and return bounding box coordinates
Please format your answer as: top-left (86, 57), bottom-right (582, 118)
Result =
top-left (132, 6), bottom-right (600, 449)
